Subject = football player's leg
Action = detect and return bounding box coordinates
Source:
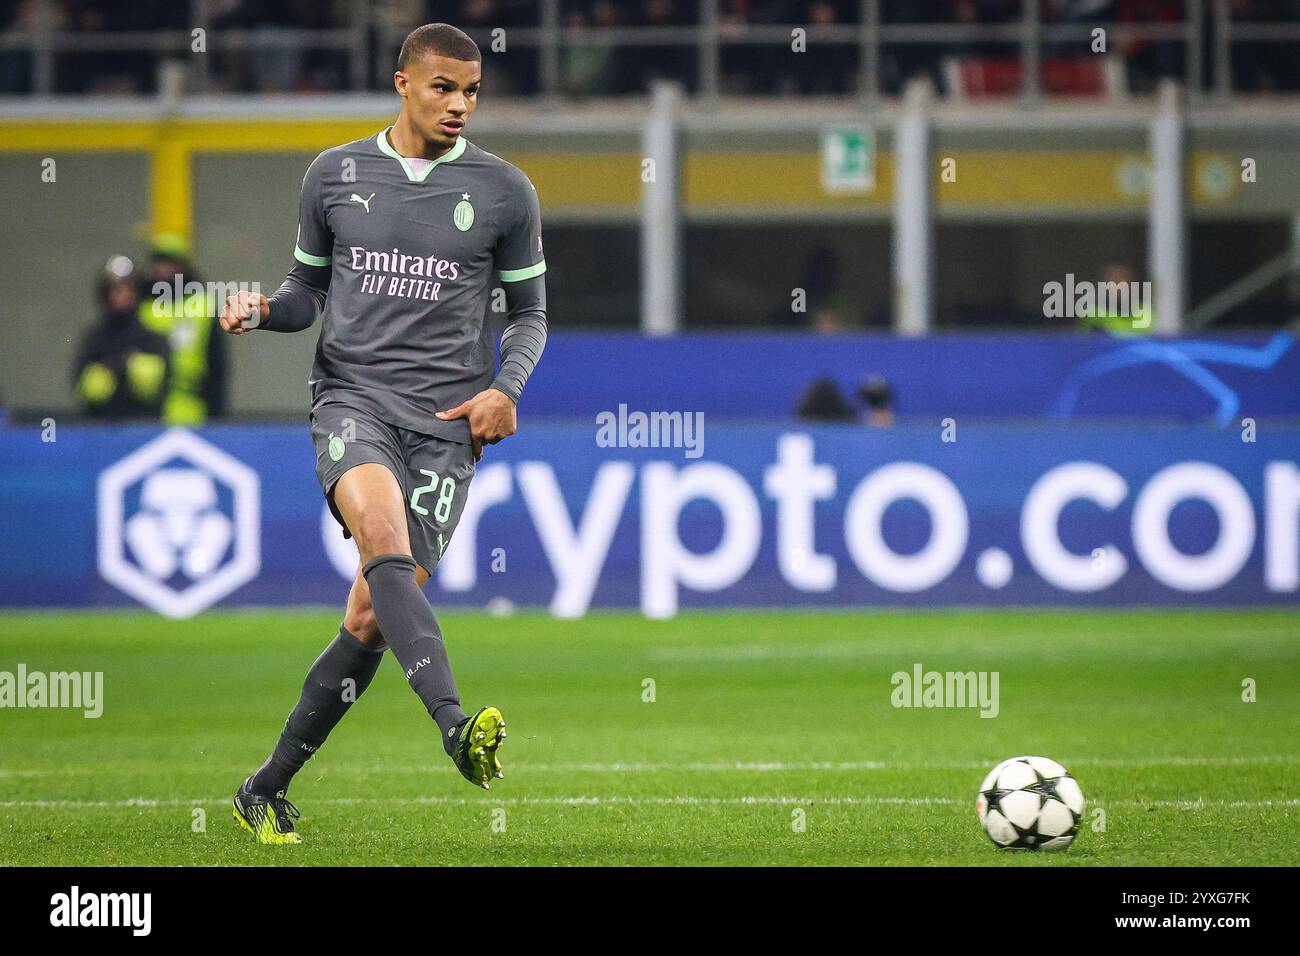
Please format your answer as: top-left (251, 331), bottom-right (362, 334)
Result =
top-left (402, 435), bottom-right (505, 788)
top-left (245, 571), bottom-right (387, 799)
top-left (342, 558), bottom-right (429, 647)
top-left (240, 552), bottom-right (430, 806)
top-left (332, 463), bottom-right (467, 749)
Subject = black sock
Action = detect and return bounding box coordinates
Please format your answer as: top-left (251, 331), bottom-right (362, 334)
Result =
top-left (249, 625), bottom-right (384, 796)
top-left (363, 554), bottom-right (467, 755)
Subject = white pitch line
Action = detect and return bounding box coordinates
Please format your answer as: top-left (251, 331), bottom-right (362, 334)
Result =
top-left (0, 796), bottom-right (957, 809)
top-left (260, 754), bottom-right (1300, 774)
top-left (649, 642), bottom-right (905, 662)
top-left (435, 755), bottom-right (1300, 773)
top-left (646, 640), bottom-right (1253, 663)
top-left (3, 754), bottom-right (1298, 778)
top-left (0, 796), bottom-right (1296, 810)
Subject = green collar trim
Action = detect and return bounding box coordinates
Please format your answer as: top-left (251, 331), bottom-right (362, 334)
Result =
top-left (376, 127), bottom-right (466, 182)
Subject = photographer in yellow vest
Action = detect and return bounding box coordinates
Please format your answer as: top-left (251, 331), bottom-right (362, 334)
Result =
top-left (137, 233), bottom-right (228, 425)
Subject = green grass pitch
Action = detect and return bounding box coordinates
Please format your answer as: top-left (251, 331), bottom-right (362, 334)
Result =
top-left (1, 609), bottom-right (1296, 866)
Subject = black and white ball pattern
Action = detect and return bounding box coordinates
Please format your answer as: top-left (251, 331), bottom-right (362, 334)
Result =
top-left (976, 755), bottom-right (1085, 851)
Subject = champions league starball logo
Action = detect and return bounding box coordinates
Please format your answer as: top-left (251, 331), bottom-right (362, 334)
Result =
top-left (97, 429), bottom-right (260, 618)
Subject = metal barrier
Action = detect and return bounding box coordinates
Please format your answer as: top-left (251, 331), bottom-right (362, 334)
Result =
top-left (1, 0), bottom-right (1298, 99)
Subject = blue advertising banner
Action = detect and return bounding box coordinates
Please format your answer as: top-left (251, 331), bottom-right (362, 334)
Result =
top-left (0, 424), bottom-right (1294, 616)
top-left (523, 331), bottom-right (1300, 424)
top-left (1, 422), bottom-right (1297, 616)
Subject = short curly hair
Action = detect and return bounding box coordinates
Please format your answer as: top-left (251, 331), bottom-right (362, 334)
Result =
top-left (397, 23), bottom-right (481, 71)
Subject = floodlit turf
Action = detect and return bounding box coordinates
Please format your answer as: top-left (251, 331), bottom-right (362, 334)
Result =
top-left (0, 609), bottom-right (1296, 866)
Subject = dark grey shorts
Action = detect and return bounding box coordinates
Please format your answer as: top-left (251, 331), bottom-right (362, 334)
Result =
top-left (310, 401), bottom-right (476, 576)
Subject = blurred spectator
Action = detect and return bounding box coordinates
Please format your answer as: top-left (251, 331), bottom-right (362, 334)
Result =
top-left (2, 0), bottom-right (1297, 96)
top-left (796, 377), bottom-right (857, 420)
top-left (1227, 0), bottom-right (1300, 93)
top-left (560, 0), bottom-right (625, 96)
top-left (1077, 260), bottom-right (1155, 336)
top-left (954, 0), bottom-right (1020, 63)
top-left (62, 0), bottom-right (189, 93)
top-left (793, 0), bottom-right (858, 95)
top-left (1044, 1), bottom-right (1117, 58)
top-left (210, 0), bottom-right (350, 92)
top-left (1115, 0), bottom-right (1183, 92)
top-left (137, 235), bottom-right (228, 425)
top-left (0, 0), bottom-right (43, 93)
top-left (458, 0), bottom-right (540, 96)
top-left (620, 0), bottom-right (698, 95)
top-left (718, 0), bottom-right (793, 94)
top-left (859, 375), bottom-right (896, 426)
top-left (73, 255), bottom-right (170, 420)
top-left (798, 373), bottom-right (895, 425)
top-left (883, 0), bottom-right (951, 95)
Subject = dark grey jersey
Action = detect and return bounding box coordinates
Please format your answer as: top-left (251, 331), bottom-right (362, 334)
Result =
top-left (263, 127), bottom-right (547, 444)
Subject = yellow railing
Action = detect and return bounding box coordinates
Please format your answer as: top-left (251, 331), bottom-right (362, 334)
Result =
top-left (0, 117), bottom-right (1247, 246)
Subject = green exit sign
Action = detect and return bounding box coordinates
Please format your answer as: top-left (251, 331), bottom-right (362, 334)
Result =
top-left (820, 125), bottom-right (875, 194)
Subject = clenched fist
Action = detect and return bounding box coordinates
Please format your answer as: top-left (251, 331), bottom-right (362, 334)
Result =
top-left (219, 291), bottom-right (270, 335)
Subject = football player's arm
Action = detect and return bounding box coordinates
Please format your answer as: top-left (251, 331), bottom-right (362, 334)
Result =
top-left (489, 275), bottom-right (547, 404)
top-left (488, 173), bottom-right (548, 402)
top-left (219, 153), bottom-right (333, 335)
top-left (258, 258), bottom-right (331, 333)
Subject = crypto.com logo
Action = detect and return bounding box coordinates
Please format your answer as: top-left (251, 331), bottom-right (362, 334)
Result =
top-left (97, 428), bottom-right (260, 618)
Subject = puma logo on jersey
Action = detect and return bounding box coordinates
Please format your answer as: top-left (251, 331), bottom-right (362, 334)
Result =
top-left (350, 192), bottom-right (375, 213)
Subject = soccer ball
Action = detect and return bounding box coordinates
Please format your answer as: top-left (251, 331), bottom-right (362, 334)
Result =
top-left (976, 755), bottom-right (1085, 851)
